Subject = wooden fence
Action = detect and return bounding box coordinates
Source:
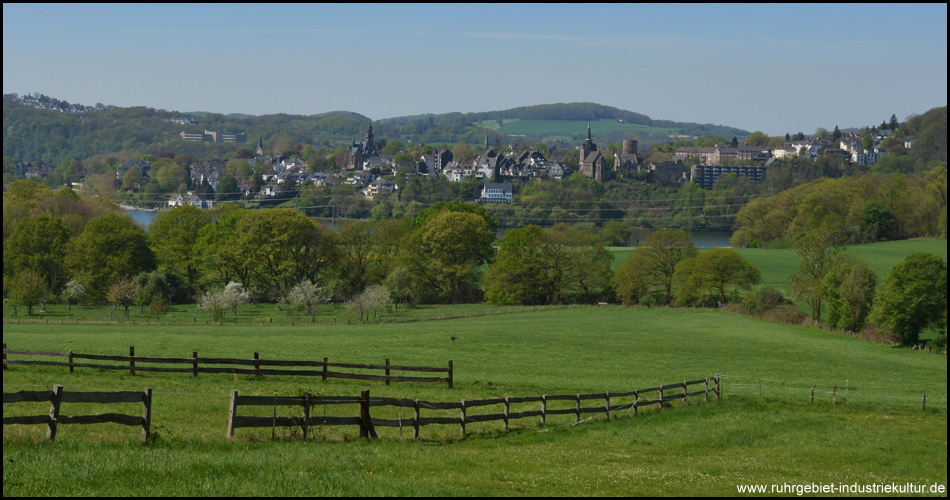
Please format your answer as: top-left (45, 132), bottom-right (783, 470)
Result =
top-left (2, 384), bottom-right (152, 442)
top-left (226, 375), bottom-right (720, 439)
top-left (2, 344), bottom-right (453, 388)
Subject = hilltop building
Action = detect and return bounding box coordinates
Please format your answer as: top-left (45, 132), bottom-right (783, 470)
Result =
top-left (180, 130), bottom-right (247, 143)
top-left (344, 123), bottom-right (380, 170)
top-left (579, 122), bottom-right (610, 182)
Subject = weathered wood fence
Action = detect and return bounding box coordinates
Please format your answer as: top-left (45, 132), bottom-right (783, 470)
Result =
top-left (2, 384), bottom-right (152, 441)
top-left (3, 344), bottom-right (452, 388)
top-left (227, 375), bottom-right (720, 439)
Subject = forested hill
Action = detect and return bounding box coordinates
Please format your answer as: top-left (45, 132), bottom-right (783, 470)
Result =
top-left (2, 96), bottom-right (374, 165)
top-left (380, 102), bottom-right (749, 140)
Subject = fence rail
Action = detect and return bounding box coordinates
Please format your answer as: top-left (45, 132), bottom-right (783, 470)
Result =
top-left (720, 375), bottom-right (945, 411)
top-left (3, 344), bottom-right (453, 388)
top-left (226, 375), bottom-right (721, 439)
top-left (2, 384), bottom-right (152, 441)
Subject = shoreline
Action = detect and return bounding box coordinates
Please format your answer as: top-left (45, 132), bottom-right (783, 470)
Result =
top-left (119, 203), bottom-right (160, 212)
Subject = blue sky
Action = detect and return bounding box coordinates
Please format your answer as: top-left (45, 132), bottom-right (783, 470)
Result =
top-left (3, 4), bottom-right (947, 135)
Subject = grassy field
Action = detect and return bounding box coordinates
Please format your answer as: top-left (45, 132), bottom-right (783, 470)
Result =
top-left (3, 239), bottom-right (947, 495)
top-left (3, 306), bottom-right (947, 495)
top-left (609, 238), bottom-right (948, 290)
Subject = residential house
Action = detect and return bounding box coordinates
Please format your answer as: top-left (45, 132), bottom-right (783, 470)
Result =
top-left (852, 149), bottom-right (884, 165)
top-left (364, 178), bottom-right (395, 199)
top-left (419, 148), bottom-right (453, 174)
top-left (480, 183), bottom-right (513, 204)
top-left (689, 165), bottom-right (767, 190)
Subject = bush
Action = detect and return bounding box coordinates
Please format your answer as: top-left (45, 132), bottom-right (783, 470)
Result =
top-left (742, 286), bottom-right (789, 315)
top-left (762, 305), bottom-right (808, 326)
top-left (929, 334), bottom-right (947, 354)
top-left (856, 325), bottom-right (903, 345)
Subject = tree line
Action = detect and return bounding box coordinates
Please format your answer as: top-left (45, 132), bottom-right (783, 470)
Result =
top-left (6, 180), bottom-right (944, 347)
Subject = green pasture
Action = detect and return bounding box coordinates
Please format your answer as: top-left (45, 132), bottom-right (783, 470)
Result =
top-left (3, 238), bottom-right (948, 495)
top-left (610, 238), bottom-right (948, 291)
top-left (3, 306), bottom-right (947, 495)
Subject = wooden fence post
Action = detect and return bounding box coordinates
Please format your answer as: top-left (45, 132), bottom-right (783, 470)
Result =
top-left (714, 374), bottom-right (721, 399)
top-left (47, 384), bottom-right (62, 442)
top-left (413, 399), bottom-right (420, 439)
top-left (832, 384), bottom-right (837, 406)
top-left (810, 387), bottom-right (814, 404)
top-left (302, 392), bottom-right (311, 440)
top-left (704, 378), bottom-right (709, 402)
top-left (504, 396), bottom-right (510, 430)
top-left (193, 351), bottom-right (198, 377)
top-left (359, 389), bottom-right (377, 439)
top-left (659, 386), bottom-right (664, 410)
top-left (142, 387), bottom-right (152, 441)
top-left (253, 352), bottom-right (260, 377)
top-left (633, 390), bottom-right (639, 416)
top-left (322, 356), bottom-right (328, 382)
top-left (541, 395), bottom-right (547, 426)
top-left (460, 399), bottom-right (466, 436)
top-left (68, 350), bottom-right (74, 374)
top-left (448, 360), bottom-right (453, 389)
top-left (130, 346), bottom-right (136, 376)
top-left (682, 382), bottom-right (688, 406)
top-left (227, 390), bottom-right (238, 438)
top-left (604, 391), bottom-right (610, 420)
top-left (922, 390), bottom-right (926, 411)
top-left (385, 358), bottom-right (391, 386)
top-left (575, 394), bottom-right (581, 424)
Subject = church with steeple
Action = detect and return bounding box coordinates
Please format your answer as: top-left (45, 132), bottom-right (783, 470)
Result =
top-left (344, 123), bottom-right (380, 170)
top-left (579, 122), bottom-right (610, 182)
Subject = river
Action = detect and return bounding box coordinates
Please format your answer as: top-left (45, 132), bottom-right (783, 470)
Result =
top-left (125, 210), bottom-right (733, 247)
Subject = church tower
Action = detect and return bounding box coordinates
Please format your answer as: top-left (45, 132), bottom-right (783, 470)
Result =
top-left (256, 136), bottom-right (264, 157)
top-left (363, 123), bottom-right (378, 157)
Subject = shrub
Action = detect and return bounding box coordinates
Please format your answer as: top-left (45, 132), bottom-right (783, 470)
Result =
top-left (741, 286), bottom-right (788, 315)
top-left (929, 334), bottom-right (947, 354)
top-left (856, 325), bottom-right (902, 345)
top-left (762, 305), bottom-right (808, 326)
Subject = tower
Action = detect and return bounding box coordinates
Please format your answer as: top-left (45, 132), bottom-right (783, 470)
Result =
top-left (363, 123), bottom-right (378, 157)
top-left (256, 136), bottom-right (264, 157)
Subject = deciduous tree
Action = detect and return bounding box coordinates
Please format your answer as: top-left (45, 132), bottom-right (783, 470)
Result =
top-left (64, 213), bottom-right (156, 302)
top-left (789, 225), bottom-right (842, 322)
top-left (823, 252), bottom-right (876, 332)
top-left (674, 248), bottom-right (761, 306)
top-left (871, 252), bottom-right (947, 345)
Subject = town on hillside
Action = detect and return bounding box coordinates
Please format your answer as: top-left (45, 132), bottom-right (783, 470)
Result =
top-left (1, 94), bottom-right (925, 219)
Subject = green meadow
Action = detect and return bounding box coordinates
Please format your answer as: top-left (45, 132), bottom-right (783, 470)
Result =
top-left (3, 239), bottom-right (947, 496)
top-left (3, 306), bottom-right (947, 495)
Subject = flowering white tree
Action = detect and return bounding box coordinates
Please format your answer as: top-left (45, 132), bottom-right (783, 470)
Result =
top-left (198, 282), bottom-right (249, 321)
top-left (345, 284), bottom-right (391, 324)
top-left (63, 280), bottom-right (86, 311)
top-left (284, 280), bottom-right (331, 320)
top-left (223, 282), bottom-right (250, 315)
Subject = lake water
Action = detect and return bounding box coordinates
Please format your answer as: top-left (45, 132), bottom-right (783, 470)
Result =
top-left (124, 209), bottom-right (158, 227)
top-left (125, 210), bottom-right (733, 247)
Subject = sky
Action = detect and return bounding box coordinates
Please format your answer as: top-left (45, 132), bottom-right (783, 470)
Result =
top-left (3, 4), bottom-right (947, 135)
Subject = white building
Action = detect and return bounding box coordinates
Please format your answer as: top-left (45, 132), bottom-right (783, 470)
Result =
top-left (480, 183), bottom-right (512, 204)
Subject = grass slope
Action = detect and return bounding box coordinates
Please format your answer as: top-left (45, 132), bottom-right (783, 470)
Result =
top-left (3, 307), bottom-right (946, 496)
